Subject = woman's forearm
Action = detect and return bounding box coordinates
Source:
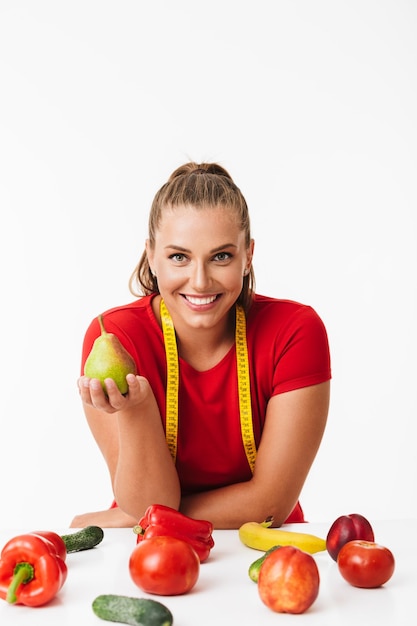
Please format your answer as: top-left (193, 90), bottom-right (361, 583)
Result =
top-left (180, 478), bottom-right (297, 529)
top-left (114, 396), bottom-right (181, 519)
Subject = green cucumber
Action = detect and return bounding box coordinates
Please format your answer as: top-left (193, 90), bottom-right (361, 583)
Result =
top-left (92, 594), bottom-right (173, 626)
top-left (248, 544), bottom-right (282, 582)
top-left (61, 525), bottom-right (104, 553)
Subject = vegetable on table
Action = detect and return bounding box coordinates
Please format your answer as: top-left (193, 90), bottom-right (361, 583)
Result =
top-left (239, 518), bottom-right (326, 554)
top-left (0, 533), bottom-right (68, 607)
top-left (129, 535), bottom-right (200, 596)
top-left (33, 525), bottom-right (104, 554)
top-left (337, 540), bottom-right (395, 588)
top-left (61, 525), bottom-right (104, 552)
top-left (0, 526), bottom-right (104, 608)
top-left (30, 531), bottom-right (67, 561)
top-left (92, 593), bottom-right (173, 626)
top-left (133, 504), bottom-right (214, 563)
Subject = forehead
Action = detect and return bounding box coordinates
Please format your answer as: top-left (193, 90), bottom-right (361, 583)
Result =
top-left (156, 204), bottom-right (242, 234)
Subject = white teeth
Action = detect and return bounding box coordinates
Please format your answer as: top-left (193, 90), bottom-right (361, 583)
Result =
top-left (185, 295), bottom-right (217, 305)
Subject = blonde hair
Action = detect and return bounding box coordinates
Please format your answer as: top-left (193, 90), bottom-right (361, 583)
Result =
top-left (129, 162), bottom-right (255, 312)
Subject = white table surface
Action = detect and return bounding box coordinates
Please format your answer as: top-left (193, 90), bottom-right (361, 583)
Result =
top-left (0, 519), bottom-right (415, 625)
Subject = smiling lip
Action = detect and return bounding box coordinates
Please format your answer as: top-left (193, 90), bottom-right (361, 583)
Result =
top-left (183, 294), bottom-right (219, 306)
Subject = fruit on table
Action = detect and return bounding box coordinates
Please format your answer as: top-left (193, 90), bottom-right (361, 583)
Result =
top-left (248, 545), bottom-right (282, 582)
top-left (92, 594), bottom-right (173, 625)
top-left (326, 513), bottom-right (374, 561)
top-left (129, 535), bottom-right (200, 596)
top-left (258, 545), bottom-right (320, 614)
top-left (239, 519), bottom-right (326, 554)
top-left (84, 314), bottom-right (137, 395)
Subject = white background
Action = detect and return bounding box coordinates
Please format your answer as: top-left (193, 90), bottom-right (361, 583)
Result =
top-left (1, 0), bottom-right (415, 529)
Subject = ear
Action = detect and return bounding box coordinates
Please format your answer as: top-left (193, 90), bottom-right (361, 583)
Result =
top-left (246, 238), bottom-right (255, 268)
top-left (145, 239), bottom-right (154, 269)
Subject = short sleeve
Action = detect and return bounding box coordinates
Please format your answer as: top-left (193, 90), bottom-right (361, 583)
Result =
top-left (271, 305), bottom-right (331, 395)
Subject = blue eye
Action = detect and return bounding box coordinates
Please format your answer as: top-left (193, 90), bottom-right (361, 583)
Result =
top-left (214, 252), bottom-right (232, 262)
top-left (169, 253), bottom-right (187, 262)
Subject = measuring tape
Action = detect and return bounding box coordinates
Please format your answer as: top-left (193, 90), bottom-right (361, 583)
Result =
top-left (160, 298), bottom-right (257, 473)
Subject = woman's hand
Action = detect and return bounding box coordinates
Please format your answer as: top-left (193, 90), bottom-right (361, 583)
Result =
top-left (70, 506), bottom-right (138, 528)
top-left (78, 373), bottom-right (154, 414)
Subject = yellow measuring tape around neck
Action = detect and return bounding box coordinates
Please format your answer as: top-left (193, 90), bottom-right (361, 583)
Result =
top-left (160, 298), bottom-right (257, 473)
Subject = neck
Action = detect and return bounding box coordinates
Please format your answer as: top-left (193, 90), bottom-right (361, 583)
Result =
top-left (178, 318), bottom-right (234, 362)
top-left (158, 297), bottom-right (236, 371)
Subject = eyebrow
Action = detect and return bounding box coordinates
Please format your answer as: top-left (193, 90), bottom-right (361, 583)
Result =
top-left (164, 243), bottom-right (238, 253)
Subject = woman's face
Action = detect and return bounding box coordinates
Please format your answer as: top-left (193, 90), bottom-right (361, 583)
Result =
top-left (147, 204), bottom-right (253, 332)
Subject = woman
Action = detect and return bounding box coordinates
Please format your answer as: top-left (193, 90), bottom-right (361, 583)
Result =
top-left (72, 162), bottom-right (331, 529)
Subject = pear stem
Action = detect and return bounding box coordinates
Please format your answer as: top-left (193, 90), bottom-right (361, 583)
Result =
top-left (98, 315), bottom-right (107, 335)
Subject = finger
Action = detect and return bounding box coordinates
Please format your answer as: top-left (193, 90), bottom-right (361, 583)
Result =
top-left (125, 373), bottom-right (151, 400)
top-left (78, 376), bottom-right (94, 404)
top-left (102, 378), bottom-right (129, 410)
top-left (125, 373), bottom-right (140, 392)
top-left (87, 377), bottom-right (118, 411)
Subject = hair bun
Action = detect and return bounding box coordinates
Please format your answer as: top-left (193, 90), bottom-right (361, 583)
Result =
top-left (168, 162), bottom-right (233, 182)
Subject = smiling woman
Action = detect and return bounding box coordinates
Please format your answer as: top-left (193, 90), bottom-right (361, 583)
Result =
top-left (146, 202), bottom-right (252, 341)
top-left (71, 162), bottom-right (331, 530)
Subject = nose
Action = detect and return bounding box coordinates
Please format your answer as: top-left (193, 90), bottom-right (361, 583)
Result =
top-left (190, 260), bottom-right (211, 290)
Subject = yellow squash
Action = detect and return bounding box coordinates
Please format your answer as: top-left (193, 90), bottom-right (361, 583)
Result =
top-left (239, 520), bottom-right (326, 554)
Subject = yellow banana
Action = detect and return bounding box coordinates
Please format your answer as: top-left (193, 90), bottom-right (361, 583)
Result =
top-left (238, 520), bottom-right (326, 554)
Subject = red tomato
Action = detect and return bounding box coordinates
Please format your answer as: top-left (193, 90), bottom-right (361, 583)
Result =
top-left (129, 535), bottom-right (200, 596)
top-left (258, 545), bottom-right (320, 614)
top-left (337, 540), bottom-right (395, 588)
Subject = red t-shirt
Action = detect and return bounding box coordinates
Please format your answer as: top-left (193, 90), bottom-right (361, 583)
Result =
top-left (81, 294), bottom-right (331, 523)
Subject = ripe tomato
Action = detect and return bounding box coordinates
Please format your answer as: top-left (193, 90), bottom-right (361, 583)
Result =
top-left (129, 535), bottom-right (200, 596)
top-left (258, 545), bottom-right (320, 614)
top-left (337, 540), bottom-right (395, 588)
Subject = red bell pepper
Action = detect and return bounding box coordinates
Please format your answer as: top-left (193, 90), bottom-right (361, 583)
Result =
top-left (30, 530), bottom-right (67, 562)
top-left (0, 533), bottom-right (67, 607)
top-left (134, 504), bottom-right (215, 563)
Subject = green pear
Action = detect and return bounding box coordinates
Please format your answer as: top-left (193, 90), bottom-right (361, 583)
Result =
top-left (84, 315), bottom-right (137, 395)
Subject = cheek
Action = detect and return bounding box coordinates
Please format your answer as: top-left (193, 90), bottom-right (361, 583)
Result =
top-left (158, 263), bottom-right (180, 283)
top-left (155, 266), bottom-right (190, 293)
top-left (222, 266), bottom-right (247, 287)
top-left (226, 275), bottom-right (246, 292)
top-left (213, 265), bottom-right (247, 291)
